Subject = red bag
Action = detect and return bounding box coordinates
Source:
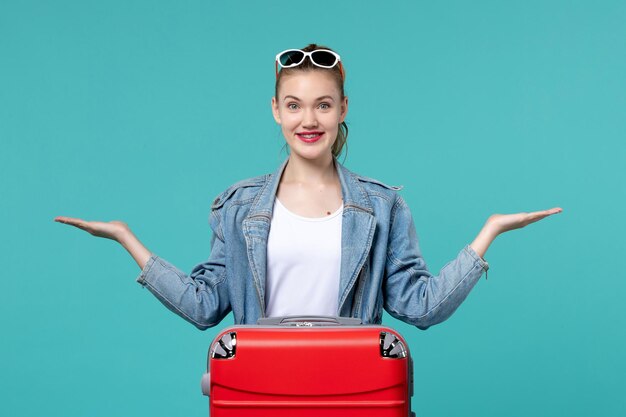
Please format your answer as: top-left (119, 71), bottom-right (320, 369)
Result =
top-left (201, 316), bottom-right (415, 417)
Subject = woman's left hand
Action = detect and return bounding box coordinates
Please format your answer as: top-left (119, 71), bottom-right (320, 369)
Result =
top-left (470, 207), bottom-right (563, 258)
top-left (486, 207), bottom-right (563, 235)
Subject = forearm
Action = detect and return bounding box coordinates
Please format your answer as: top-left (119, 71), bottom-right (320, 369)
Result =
top-left (118, 230), bottom-right (152, 269)
top-left (135, 243), bottom-right (231, 330)
top-left (384, 245), bottom-right (487, 329)
top-left (469, 222), bottom-right (499, 259)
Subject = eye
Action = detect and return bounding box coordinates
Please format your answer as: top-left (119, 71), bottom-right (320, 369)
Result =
top-left (287, 102), bottom-right (299, 110)
top-left (319, 102), bottom-right (331, 110)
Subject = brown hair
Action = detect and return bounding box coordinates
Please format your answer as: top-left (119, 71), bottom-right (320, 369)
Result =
top-left (274, 43), bottom-right (349, 159)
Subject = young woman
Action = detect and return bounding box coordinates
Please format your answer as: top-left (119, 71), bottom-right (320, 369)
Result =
top-left (55, 44), bottom-right (562, 330)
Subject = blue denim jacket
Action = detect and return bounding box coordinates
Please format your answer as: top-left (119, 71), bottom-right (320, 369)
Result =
top-left (136, 156), bottom-right (489, 330)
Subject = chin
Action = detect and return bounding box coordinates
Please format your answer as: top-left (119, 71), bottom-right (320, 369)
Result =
top-left (290, 144), bottom-right (334, 161)
top-left (294, 151), bottom-right (328, 162)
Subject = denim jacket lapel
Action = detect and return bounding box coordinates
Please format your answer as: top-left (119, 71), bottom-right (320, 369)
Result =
top-left (334, 159), bottom-right (376, 316)
top-left (242, 156), bottom-right (376, 318)
top-left (242, 157), bottom-right (288, 318)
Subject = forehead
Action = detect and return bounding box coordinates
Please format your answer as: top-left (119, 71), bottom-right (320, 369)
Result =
top-left (278, 71), bottom-right (341, 100)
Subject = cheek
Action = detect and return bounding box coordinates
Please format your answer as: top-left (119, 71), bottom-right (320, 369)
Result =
top-left (279, 112), bottom-right (299, 129)
top-left (322, 111), bottom-right (342, 127)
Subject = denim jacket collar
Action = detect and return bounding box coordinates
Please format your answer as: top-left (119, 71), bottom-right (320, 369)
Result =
top-left (242, 156), bottom-right (376, 317)
top-left (246, 156), bottom-right (374, 217)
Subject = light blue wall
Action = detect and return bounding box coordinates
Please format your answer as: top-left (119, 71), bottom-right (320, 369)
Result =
top-left (1, 1), bottom-right (624, 416)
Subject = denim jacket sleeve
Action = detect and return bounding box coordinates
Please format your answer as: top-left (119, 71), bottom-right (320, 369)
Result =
top-left (383, 195), bottom-right (489, 330)
top-left (135, 207), bottom-right (231, 330)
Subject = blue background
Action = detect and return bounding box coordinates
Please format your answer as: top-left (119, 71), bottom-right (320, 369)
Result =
top-left (1, 1), bottom-right (625, 416)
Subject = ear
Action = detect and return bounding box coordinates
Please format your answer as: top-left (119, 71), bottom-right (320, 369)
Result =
top-left (271, 96), bottom-right (281, 124)
top-left (339, 96), bottom-right (349, 123)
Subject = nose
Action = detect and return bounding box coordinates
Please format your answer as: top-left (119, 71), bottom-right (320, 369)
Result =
top-left (301, 108), bottom-right (318, 129)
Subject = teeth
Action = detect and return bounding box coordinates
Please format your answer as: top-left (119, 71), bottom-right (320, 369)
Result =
top-left (301, 134), bottom-right (319, 138)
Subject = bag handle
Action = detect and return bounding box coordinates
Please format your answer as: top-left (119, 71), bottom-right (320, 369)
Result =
top-left (256, 315), bottom-right (362, 326)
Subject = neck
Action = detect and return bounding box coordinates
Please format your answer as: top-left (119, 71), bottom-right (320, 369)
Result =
top-left (282, 153), bottom-right (337, 185)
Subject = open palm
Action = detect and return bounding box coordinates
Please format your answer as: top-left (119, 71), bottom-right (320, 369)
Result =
top-left (54, 216), bottom-right (129, 241)
top-left (488, 207), bottom-right (562, 234)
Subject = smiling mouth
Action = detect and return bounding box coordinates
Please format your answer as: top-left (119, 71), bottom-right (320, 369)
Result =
top-left (296, 132), bottom-right (324, 142)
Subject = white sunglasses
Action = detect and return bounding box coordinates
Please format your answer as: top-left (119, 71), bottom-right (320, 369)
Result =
top-left (275, 49), bottom-right (344, 79)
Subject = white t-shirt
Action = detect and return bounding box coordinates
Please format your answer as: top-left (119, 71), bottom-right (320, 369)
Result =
top-left (265, 198), bottom-right (343, 317)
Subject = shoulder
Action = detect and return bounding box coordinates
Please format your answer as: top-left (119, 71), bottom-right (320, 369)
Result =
top-left (343, 164), bottom-right (404, 204)
top-left (211, 174), bottom-right (269, 210)
top-left (341, 164), bottom-right (403, 192)
top-left (355, 173), bottom-right (403, 192)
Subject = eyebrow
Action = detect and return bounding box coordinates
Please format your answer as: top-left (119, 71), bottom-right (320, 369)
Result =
top-left (283, 95), bottom-right (335, 102)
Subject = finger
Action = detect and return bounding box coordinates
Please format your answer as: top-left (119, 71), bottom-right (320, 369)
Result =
top-left (532, 207), bottom-right (563, 218)
top-left (55, 216), bottom-right (89, 230)
top-left (525, 208), bottom-right (562, 224)
top-left (55, 216), bottom-right (74, 224)
top-left (541, 207), bottom-right (562, 214)
top-left (54, 216), bottom-right (83, 225)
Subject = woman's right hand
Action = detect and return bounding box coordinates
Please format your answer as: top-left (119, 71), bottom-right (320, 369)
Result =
top-left (54, 216), bottom-right (130, 242)
top-left (55, 216), bottom-right (151, 269)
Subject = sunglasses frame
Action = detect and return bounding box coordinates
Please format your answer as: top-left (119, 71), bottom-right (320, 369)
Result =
top-left (275, 49), bottom-right (345, 81)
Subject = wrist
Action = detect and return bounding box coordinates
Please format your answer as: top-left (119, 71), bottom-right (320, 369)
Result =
top-left (115, 228), bottom-right (136, 247)
top-left (470, 221), bottom-right (499, 259)
top-left (482, 218), bottom-right (501, 239)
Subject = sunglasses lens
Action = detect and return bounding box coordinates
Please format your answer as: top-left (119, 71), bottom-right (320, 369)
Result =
top-left (311, 50), bottom-right (337, 67)
top-left (279, 50), bottom-right (305, 67)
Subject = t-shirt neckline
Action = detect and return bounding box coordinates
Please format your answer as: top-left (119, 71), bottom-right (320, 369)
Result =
top-left (274, 198), bottom-right (343, 222)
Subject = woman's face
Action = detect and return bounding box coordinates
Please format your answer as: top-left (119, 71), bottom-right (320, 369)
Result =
top-left (271, 70), bottom-right (348, 163)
